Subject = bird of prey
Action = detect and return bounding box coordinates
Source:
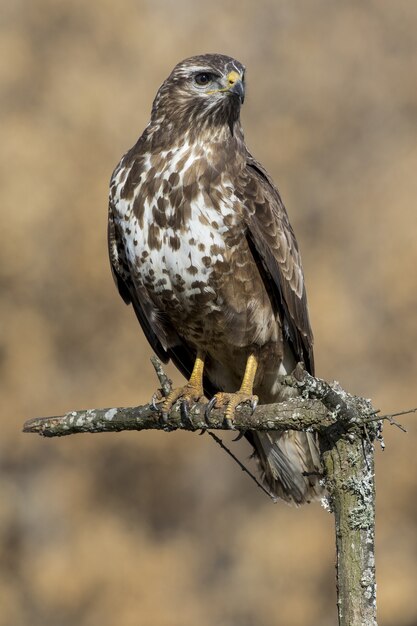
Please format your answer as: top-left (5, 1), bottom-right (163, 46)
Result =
top-left (108, 53), bottom-right (323, 504)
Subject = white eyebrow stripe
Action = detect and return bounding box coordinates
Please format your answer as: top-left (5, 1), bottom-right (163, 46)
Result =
top-left (186, 66), bottom-right (216, 74)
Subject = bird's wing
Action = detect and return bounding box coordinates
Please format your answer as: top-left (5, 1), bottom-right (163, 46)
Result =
top-left (240, 155), bottom-right (314, 374)
top-left (108, 200), bottom-right (170, 363)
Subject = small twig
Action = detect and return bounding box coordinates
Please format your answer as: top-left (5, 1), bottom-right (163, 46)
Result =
top-left (378, 406), bottom-right (417, 422)
top-left (385, 417), bottom-right (407, 433)
top-left (150, 356), bottom-right (172, 397)
top-left (362, 427), bottom-right (371, 470)
top-left (207, 431), bottom-right (277, 503)
top-left (363, 406), bottom-right (417, 432)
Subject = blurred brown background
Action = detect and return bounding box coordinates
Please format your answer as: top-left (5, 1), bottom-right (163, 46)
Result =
top-left (1, 1), bottom-right (416, 625)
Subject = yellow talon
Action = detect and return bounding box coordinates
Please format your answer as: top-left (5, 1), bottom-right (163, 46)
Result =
top-left (207, 354), bottom-right (259, 426)
top-left (160, 351), bottom-right (206, 417)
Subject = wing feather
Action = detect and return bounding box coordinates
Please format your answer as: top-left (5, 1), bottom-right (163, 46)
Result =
top-left (242, 156), bottom-right (314, 374)
top-left (108, 203), bottom-right (170, 363)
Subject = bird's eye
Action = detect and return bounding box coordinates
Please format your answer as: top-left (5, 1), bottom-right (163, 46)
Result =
top-left (194, 73), bottom-right (212, 86)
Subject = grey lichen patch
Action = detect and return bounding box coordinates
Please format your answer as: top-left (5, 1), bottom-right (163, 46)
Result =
top-left (361, 563), bottom-right (377, 608)
top-left (361, 568), bottom-right (374, 590)
top-left (347, 450), bottom-right (358, 466)
top-left (104, 408), bottom-right (118, 421)
top-left (70, 410), bottom-right (99, 430)
top-left (349, 506), bottom-right (374, 531)
top-left (345, 469), bottom-right (375, 531)
top-left (329, 404), bottom-right (342, 420)
top-left (320, 494), bottom-right (333, 513)
top-left (76, 415), bottom-right (86, 427)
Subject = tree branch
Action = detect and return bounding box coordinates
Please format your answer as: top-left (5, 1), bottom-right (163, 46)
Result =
top-left (22, 396), bottom-right (330, 437)
top-left (22, 360), bottom-right (380, 439)
top-left (23, 359), bottom-right (417, 626)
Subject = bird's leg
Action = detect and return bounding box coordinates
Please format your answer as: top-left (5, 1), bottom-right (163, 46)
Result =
top-left (161, 351), bottom-right (206, 419)
top-left (206, 354), bottom-right (259, 428)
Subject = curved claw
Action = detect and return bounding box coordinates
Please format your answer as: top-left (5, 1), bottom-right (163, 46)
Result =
top-left (159, 410), bottom-right (169, 425)
top-left (150, 395), bottom-right (160, 411)
top-left (180, 399), bottom-right (189, 418)
top-left (204, 396), bottom-right (217, 423)
top-left (232, 430), bottom-right (246, 442)
top-left (225, 417), bottom-right (236, 430)
top-left (180, 399), bottom-right (193, 427)
top-left (250, 396), bottom-right (259, 412)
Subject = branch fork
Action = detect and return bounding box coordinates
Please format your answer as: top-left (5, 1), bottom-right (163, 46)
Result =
top-left (23, 357), bottom-right (415, 626)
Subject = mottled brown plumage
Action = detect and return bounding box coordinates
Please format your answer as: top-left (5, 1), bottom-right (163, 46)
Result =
top-left (108, 54), bottom-right (323, 504)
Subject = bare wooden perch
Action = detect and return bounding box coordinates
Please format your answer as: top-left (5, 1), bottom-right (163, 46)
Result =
top-left (24, 358), bottom-right (387, 626)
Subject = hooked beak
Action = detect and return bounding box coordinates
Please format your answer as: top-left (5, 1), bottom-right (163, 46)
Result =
top-left (226, 70), bottom-right (245, 104)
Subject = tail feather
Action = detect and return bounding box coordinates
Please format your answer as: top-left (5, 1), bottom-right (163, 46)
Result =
top-left (251, 430), bottom-right (324, 505)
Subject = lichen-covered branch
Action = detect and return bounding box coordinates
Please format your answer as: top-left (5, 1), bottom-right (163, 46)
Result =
top-left (319, 407), bottom-right (377, 625)
top-left (23, 396), bottom-right (329, 437)
top-left (323, 435), bottom-right (376, 626)
top-left (22, 361), bottom-right (379, 440)
top-left (23, 360), bottom-right (387, 626)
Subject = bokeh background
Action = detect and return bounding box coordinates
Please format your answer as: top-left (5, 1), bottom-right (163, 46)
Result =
top-left (1, 1), bottom-right (417, 624)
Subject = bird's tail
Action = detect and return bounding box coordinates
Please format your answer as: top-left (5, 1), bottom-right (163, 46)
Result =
top-left (251, 430), bottom-right (324, 505)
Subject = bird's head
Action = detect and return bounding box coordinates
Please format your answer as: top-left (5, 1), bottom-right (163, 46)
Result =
top-left (150, 54), bottom-right (246, 138)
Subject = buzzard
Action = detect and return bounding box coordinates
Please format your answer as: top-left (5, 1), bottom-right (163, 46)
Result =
top-left (108, 54), bottom-right (322, 504)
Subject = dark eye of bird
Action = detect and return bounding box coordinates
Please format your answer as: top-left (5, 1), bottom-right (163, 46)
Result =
top-left (194, 72), bottom-right (212, 86)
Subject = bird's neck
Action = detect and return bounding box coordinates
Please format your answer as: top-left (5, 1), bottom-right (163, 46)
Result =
top-left (143, 114), bottom-right (245, 155)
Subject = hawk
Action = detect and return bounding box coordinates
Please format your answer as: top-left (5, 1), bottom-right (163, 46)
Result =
top-left (108, 54), bottom-right (323, 504)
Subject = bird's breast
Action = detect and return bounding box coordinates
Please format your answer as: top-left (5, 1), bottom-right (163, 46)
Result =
top-left (113, 147), bottom-right (243, 315)
top-left (140, 196), bottom-right (242, 316)
top-left (111, 144), bottom-right (276, 349)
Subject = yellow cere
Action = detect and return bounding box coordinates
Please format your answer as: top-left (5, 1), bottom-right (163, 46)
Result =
top-left (226, 70), bottom-right (240, 86)
top-left (207, 70), bottom-right (241, 95)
